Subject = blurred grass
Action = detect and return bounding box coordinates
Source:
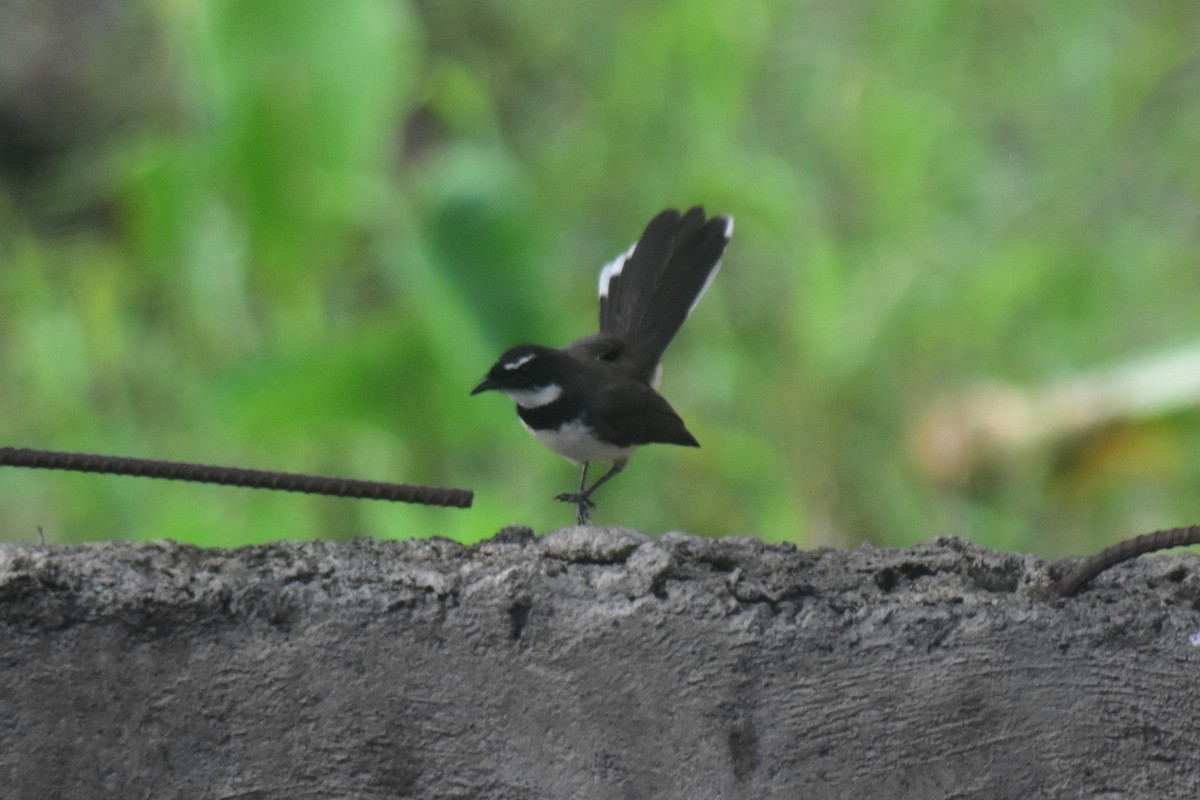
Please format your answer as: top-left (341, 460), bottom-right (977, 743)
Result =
top-left (1, 0), bottom-right (1199, 554)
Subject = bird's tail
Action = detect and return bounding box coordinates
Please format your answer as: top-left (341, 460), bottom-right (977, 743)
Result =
top-left (597, 207), bottom-right (732, 382)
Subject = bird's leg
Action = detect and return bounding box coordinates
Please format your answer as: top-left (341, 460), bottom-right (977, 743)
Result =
top-left (574, 462), bottom-right (591, 525)
top-left (574, 465), bottom-right (591, 525)
top-left (580, 460), bottom-right (625, 498)
top-left (555, 460), bottom-right (626, 524)
top-left (555, 463), bottom-right (594, 524)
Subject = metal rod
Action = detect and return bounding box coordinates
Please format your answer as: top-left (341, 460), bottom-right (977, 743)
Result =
top-left (1057, 525), bottom-right (1200, 596)
top-left (0, 447), bottom-right (473, 509)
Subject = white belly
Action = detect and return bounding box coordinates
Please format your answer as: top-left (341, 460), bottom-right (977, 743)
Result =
top-left (521, 418), bottom-right (633, 464)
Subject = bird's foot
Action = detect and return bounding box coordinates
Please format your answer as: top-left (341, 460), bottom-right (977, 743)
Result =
top-left (554, 491), bottom-right (596, 524)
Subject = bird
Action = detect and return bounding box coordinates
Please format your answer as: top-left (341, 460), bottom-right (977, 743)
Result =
top-left (471, 206), bottom-right (733, 524)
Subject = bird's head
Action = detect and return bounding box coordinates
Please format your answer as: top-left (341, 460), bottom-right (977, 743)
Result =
top-left (471, 345), bottom-right (565, 409)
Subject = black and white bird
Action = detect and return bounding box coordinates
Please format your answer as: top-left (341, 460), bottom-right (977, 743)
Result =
top-left (471, 206), bottom-right (732, 524)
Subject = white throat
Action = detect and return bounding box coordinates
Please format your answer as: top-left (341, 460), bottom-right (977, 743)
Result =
top-left (506, 383), bottom-right (563, 409)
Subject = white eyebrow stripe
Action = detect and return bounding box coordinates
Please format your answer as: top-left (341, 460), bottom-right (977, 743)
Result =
top-left (503, 353), bottom-right (537, 370)
top-left (598, 242), bottom-right (636, 298)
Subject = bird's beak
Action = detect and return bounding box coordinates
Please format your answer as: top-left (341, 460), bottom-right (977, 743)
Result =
top-left (470, 376), bottom-right (497, 396)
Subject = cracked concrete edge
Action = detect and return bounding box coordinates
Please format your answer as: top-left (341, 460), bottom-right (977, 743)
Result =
top-left (0, 526), bottom-right (1193, 624)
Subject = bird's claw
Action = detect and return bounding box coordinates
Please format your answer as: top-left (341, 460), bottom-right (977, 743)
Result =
top-left (555, 492), bottom-right (596, 524)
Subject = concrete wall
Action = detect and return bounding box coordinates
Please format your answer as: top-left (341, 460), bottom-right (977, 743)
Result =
top-left (2, 527), bottom-right (1198, 799)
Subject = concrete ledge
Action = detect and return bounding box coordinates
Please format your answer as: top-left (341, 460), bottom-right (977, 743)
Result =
top-left (2, 528), bottom-right (1198, 798)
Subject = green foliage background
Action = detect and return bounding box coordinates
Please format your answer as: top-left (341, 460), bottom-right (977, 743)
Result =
top-left (2, 0), bottom-right (1199, 553)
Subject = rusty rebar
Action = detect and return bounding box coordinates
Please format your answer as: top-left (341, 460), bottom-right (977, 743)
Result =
top-left (1057, 524), bottom-right (1200, 596)
top-left (0, 447), bottom-right (473, 508)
